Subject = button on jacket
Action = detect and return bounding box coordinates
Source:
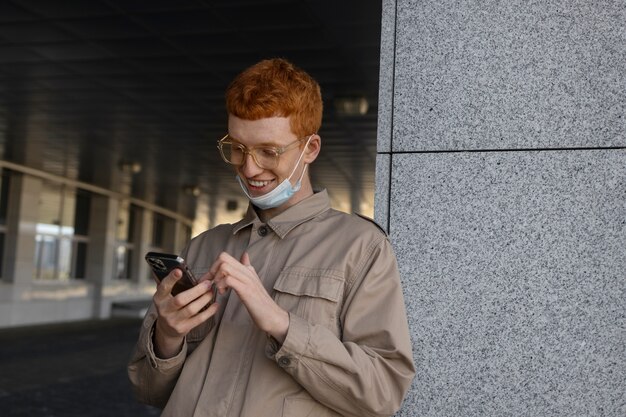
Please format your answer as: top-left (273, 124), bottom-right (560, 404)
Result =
top-left (128, 190), bottom-right (415, 417)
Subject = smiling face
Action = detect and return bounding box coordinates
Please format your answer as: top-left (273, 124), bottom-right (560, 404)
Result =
top-left (227, 114), bottom-right (321, 218)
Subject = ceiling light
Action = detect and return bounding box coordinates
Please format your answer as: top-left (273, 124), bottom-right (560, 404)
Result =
top-left (118, 160), bottom-right (142, 174)
top-left (183, 185), bottom-right (201, 197)
top-left (334, 96), bottom-right (369, 116)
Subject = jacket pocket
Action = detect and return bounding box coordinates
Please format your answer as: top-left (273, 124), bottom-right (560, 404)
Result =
top-left (273, 267), bottom-right (344, 334)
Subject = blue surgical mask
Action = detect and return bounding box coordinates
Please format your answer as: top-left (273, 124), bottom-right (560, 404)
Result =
top-left (237, 137), bottom-right (311, 210)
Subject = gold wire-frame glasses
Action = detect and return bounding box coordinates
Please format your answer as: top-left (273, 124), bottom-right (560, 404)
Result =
top-left (217, 134), bottom-right (309, 169)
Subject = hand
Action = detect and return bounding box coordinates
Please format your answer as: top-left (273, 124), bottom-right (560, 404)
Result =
top-left (152, 269), bottom-right (219, 358)
top-left (211, 252), bottom-right (289, 343)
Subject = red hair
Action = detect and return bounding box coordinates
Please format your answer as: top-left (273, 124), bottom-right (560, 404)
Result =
top-left (225, 58), bottom-right (323, 137)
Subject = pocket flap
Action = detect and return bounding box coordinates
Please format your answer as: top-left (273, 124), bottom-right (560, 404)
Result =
top-left (273, 267), bottom-right (343, 302)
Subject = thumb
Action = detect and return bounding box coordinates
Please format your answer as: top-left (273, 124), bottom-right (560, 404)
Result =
top-left (240, 252), bottom-right (251, 267)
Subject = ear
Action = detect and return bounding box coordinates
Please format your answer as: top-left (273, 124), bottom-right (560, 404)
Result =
top-left (302, 134), bottom-right (321, 164)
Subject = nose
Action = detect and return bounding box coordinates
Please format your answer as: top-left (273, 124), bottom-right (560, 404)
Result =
top-left (240, 153), bottom-right (263, 177)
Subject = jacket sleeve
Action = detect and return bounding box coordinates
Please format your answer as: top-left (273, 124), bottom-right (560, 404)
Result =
top-left (127, 239), bottom-right (219, 409)
top-left (127, 305), bottom-right (189, 409)
top-left (266, 235), bottom-right (416, 417)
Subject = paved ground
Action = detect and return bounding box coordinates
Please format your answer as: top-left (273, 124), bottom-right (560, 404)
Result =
top-left (0, 318), bottom-right (161, 416)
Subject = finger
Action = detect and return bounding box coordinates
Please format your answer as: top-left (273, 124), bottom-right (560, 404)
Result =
top-left (180, 292), bottom-right (220, 324)
top-left (213, 263), bottom-right (246, 291)
top-left (197, 270), bottom-right (215, 284)
top-left (210, 252), bottom-right (242, 286)
top-left (171, 280), bottom-right (213, 308)
top-left (216, 267), bottom-right (255, 295)
top-left (212, 252), bottom-right (239, 272)
top-left (219, 255), bottom-right (254, 278)
top-left (185, 301), bottom-right (220, 330)
top-left (214, 270), bottom-right (229, 295)
top-left (182, 286), bottom-right (216, 316)
top-left (216, 274), bottom-right (235, 295)
top-left (163, 299), bottom-right (220, 337)
top-left (240, 252), bottom-right (256, 275)
top-left (155, 268), bottom-right (182, 298)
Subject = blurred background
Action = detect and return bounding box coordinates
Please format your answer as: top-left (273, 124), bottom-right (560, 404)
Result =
top-left (0, 0), bottom-right (382, 326)
top-left (0, 1), bottom-right (382, 415)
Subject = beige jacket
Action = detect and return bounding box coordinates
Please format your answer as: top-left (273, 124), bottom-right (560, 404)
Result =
top-left (128, 190), bottom-right (415, 417)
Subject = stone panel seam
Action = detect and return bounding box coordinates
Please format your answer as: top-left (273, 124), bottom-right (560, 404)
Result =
top-left (381, 146), bottom-right (625, 155)
top-left (386, 0), bottom-right (398, 235)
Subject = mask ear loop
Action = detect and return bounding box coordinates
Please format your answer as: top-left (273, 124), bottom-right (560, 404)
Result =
top-left (287, 135), bottom-right (313, 183)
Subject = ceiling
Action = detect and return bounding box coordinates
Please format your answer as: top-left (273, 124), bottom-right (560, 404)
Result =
top-left (0, 0), bottom-right (382, 221)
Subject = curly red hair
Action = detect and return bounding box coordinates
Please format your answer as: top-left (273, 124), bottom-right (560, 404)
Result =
top-left (225, 58), bottom-right (323, 137)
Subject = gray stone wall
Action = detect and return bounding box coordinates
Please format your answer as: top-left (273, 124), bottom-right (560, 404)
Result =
top-left (376, 1), bottom-right (625, 415)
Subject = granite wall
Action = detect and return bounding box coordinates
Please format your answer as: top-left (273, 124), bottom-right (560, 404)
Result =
top-left (375, 1), bottom-right (625, 415)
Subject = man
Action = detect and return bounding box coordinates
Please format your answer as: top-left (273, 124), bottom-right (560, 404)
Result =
top-left (128, 58), bottom-right (415, 416)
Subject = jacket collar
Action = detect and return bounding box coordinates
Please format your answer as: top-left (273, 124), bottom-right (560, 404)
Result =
top-left (233, 189), bottom-right (331, 239)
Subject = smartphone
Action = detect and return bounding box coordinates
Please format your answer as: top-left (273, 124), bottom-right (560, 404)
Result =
top-left (145, 252), bottom-right (199, 296)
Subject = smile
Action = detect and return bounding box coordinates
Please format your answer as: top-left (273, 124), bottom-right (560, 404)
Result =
top-left (248, 179), bottom-right (273, 188)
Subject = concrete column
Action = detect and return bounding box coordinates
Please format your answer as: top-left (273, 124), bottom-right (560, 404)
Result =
top-left (377, 0), bottom-right (625, 415)
top-left (85, 195), bottom-right (119, 317)
top-left (162, 191), bottom-right (195, 253)
top-left (131, 207), bottom-right (153, 284)
top-left (2, 173), bottom-right (41, 285)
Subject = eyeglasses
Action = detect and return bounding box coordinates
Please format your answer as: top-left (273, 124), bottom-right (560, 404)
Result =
top-left (217, 134), bottom-right (309, 169)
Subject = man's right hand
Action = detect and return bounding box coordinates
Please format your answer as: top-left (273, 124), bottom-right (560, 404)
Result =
top-left (152, 269), bottom-right (219, 358)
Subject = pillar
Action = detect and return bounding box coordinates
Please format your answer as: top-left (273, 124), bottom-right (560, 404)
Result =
top-left (2, 173), bottom-right (41, 285)
top-left (85, 195), bottom-right (119, 317)
top-left (377, 0), bottom-right (625, 415)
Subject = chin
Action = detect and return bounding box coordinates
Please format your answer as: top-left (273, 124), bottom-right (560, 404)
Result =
top-left (248, 186), bottom-right (273, 197)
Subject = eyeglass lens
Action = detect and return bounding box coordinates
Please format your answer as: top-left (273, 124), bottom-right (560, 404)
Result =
top-left (222, 143), bottom-right (278, 169)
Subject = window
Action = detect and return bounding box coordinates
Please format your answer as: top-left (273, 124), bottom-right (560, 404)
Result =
top-left (33, 183), bottom-right (91, 280)
top-left (71, 190), bottom-right (90, 279)
top-left (152, 213), bottom-right (166, 249)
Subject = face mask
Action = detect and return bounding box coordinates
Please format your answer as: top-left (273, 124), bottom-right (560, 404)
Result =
top-left (236, 136), bottom-right (311, 210)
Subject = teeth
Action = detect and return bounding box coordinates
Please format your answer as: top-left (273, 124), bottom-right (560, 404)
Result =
top-left (249, 179), bottom-right (270, 187)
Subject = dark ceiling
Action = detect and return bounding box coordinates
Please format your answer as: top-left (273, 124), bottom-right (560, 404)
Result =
top-left (0, 0), bottom-right (382, 220)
